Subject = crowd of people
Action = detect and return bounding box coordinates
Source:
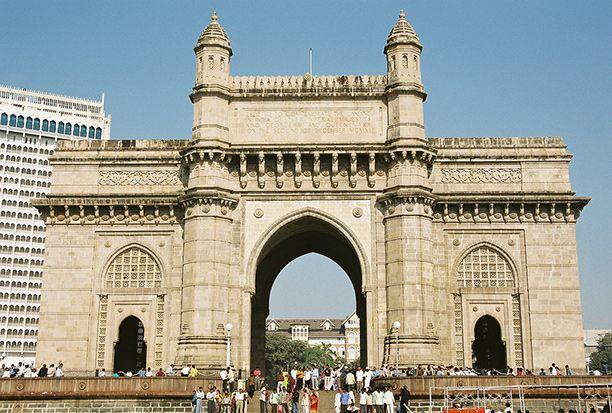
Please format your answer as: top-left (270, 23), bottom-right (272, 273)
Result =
top-left (1, 361), bottom-right (64, 378)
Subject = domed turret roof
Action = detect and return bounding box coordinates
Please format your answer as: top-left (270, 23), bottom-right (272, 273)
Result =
top-left (196, 11), bottom-right (232, 54)
top-left (385, 10), bottom-right (422, 51)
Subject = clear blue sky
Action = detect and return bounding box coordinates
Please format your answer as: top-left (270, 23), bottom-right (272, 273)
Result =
top-left (1, 1), bottom-right (609, 327)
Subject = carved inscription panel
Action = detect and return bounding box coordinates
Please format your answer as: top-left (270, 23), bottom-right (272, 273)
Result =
top-left (231, 102), bottom-right (386, 144)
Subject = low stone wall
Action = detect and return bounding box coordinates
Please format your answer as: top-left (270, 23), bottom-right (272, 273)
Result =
top-left (0, 377), bottom-right (609, 413)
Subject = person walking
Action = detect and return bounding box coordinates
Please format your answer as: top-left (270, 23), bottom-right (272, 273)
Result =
top-left (270, 388), bottom-right (279, 413)
top-left (383, 387), bottom-right (394, 413)
top-left (309, 388), bottom-right (319, 413)
top-left (334, 389), bottom-right (342, 413)
top-left (234, 388), bottom-right (247, 413)
top-left (399, 386), bottom-right (410, 413)
top-left (291, 388), bottom-right (300, 413)
top-left (207, 387), bottom-right (218, 413)
top-left (260, 385), bottom-right (269, 413)
top-left (372, 388), bottom-right (384, 413)
top-left (300, 389), bottom-right (309, 413)
top-left (359, 388), bottom-right (368, 413)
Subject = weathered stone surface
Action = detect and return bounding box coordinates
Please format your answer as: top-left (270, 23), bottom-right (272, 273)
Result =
top-left (32, 12), bottom-right (589, 375)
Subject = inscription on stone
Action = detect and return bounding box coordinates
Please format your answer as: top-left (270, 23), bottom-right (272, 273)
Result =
top-left (236, 107), bottom-right (380, 140)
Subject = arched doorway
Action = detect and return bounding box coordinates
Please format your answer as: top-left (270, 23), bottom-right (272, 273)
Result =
top-left (472, 315), bottom-right (506, 371)
top-left (250, 214), bottom-right (367, 373)
top-left (114, 316), bottom-right (147, 373)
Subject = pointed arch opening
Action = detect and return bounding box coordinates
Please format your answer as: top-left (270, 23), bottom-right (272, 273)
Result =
top-left (250, 212), bottom-right (367, 373)
top-left (113, 315), bottom-right (147, 374)
top-left (472, 315), bottom-right (506, 371)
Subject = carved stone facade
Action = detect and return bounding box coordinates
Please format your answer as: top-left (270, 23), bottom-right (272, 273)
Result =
top-left (33, 11), bottom-right (589, 374)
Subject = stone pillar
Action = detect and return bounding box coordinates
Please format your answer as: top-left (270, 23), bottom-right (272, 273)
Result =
top-left (379, 151), bottom-right (440, 367)
top-left (175, 151), bottom-right (238, 372)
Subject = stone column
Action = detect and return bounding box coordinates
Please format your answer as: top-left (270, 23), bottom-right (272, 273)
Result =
top-left (379, 150), bottom-right (440, 367)
top-left (175, 151), bottom-right (238, 372)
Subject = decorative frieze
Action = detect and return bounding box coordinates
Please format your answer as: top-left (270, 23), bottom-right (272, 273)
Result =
top-left (440, 168), bottom-right (521, 184)
top-left (512, 294), bottom-right (524, 368)
top-left (453, 293), bottom-right (464, 367)
top-left (433, 199), bottom-right (588, 224)
top-left (99, 170), bottom-right (181, 186)
top-left (34, 201), bottom-right (180, 226)
top-left (96, 295), bottom-right (108, 369)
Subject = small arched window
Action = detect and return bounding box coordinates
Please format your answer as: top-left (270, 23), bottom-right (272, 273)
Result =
top-left (95, 127), bottom-right (102, 139)
top-left (33, 118), bottom-right (40, 130)
top-left (80, 125), bottom-right (87, 137)
top-left (58, 122), bottom-right (64, 134)
top-left (88, 126), bottom-right (95, 139)
top-left (42, 120), bottom-right (49, 131)
top-left (106, 246), bottom-right (162, 289)
top-left (49, 120), bottom-right (56, 133)
top-left (25, 117), bottom-right (33, 129)
top-left (73, 124), bottom-right (80, 136)
top-left (65, 123), bottom-right (71, 135)
top-left (17, 116), bottom-right (24, 128)
top-left (457, 245), bottom-right (515, 288)
top-left (0, 113), bottom-right (7, 125)
top-left (9, 115), bottom-right (16, 126)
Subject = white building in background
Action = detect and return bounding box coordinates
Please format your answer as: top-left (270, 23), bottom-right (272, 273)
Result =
top-left (0, 85), bottom-right (111, 365)
top-left (266, 312), bottom-right (360, 362)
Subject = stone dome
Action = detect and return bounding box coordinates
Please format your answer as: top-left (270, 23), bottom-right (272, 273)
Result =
top-left (196, 11), bottom-right (232, 54)
top-left (385, 10), bottom-right (422, 51)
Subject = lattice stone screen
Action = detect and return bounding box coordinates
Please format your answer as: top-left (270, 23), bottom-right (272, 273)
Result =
top-left (457, 246), bottom-right (514, 288)
top-left (106, 247), bottom-right (161, 288)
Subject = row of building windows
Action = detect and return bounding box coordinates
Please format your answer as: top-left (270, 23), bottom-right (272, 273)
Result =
top-left (0, 155), bottom-right (51, 166)
top-left (1, 188), bottom-right (46, 198)
top-left (0, 211), bottom-right (40, 220)
top-left (1, 317), bottom-right (38, 324)
top-left (0, 222), bottom-right (45, 232)
top-left (0, 329), bottom-right (38, 336)
top-left (0, 304), bottom-right (40, 312)
top-left (0, 235), bottom-right (45, 243)
top-left (0, 293), bottom-right (41, 301)
top-left (1, 200), bottom-right (33, 208)
top-left (1, 342), bottom-right (37, 351)
top-left (0, 269), bottom-right (43, 277)
top-left (1, 113), bottom-right (103, 139)
top-left (0, 246), bottom-right (44, 255)
top-left (2, 143), bottom-right (54, 155)
top-left (0, 257), bottom-right (44, 266)
top-left (0, 166), bottom-right (51, 176)
top-left (0, 280), bottom-right (42, 288)
top-left (2, 177), bottom-right (50, 188)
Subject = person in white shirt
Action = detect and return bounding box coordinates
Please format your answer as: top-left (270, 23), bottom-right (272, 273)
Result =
top-left (165, 364), bottom-right (175, 376)
top-left (383, 387), bottom-right (394, 413)
top-left (355, 368), bottom-right (364, 393)
top-left (47, 364), bottom-right (56, 377)
top-left (98, 368), bottom-right (106, 377)
top-left (359, 388), bottom-right (368, 413)
top-left (311, 367), bottom-right (320, 390)
top-left (334, 390), bottom-right (342, 413)
top-left (145, 367), bottom-right (153, 377)
top-left (234, 388), bottom-right (247, 413)
top-left (55, 363), bottom-right (64, 377)
top-left (304, 369), bottom-right (312, 389)
top-left (503, 402), bottom-right (512, 413)
top-left (228, 367), bottom-right (235, 392)
top-left (181, 365), bottom-right (190, 377)
top-left (1, 368), bottom-right (10, 378)
top-left (259, 385), bottom-right (268, 413)
top-left (363, 368), bottom-right (372, 390)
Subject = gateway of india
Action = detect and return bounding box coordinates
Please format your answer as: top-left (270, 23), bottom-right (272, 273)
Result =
top-left (33, 11), bottom-right (589, 375)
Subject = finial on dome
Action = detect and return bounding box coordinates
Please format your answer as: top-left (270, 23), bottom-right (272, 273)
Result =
top-left (196, 10), bottom-right (232, 54)
top-left (385, 8), bottom-right (422, 51)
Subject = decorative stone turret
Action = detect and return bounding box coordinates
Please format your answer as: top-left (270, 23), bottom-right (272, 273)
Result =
top-left (384, 10), bottom-right (427, 146)
top-left (191, 11), bottom-right (232, 145)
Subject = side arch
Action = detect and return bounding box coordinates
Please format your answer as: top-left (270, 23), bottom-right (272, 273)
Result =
top-left (100, 243), bottom-right (166, 290)
top-left (453, 241), bottom-right (519, 289)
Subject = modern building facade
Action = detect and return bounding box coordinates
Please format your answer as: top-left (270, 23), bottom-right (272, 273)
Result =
top-left (0, 85), bottom-right (110, 365)
top-left (266, 313), bottom-right (360, 362)
top-left (33, 11), bottom-right (589, 376)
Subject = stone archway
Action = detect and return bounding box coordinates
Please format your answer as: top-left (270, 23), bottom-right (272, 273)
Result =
top-left (250, 214), bottom-right (367, 373)
top-left (113, 316), bottom-right (147, 374)
top-left (472, 315), bottom-right (506, 371)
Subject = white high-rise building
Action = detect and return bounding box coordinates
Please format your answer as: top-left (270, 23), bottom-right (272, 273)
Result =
top-left (0, 85), bottom-right (111, 366)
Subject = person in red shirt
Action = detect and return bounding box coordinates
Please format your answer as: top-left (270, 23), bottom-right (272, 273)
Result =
top-left (155, 368), bottom-right (166, 377)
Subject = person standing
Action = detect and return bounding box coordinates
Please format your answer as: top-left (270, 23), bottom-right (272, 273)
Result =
top-left (234, 388), bottom-right (247, 413)
top-left (356, 368), bottom-right (364, 393)
top-left (194, 386), bottom-right (205, 413)
top-left (372, 388), bottom-right (384, 413)
top-left (311, 367), bottom-right (320, 390)
top-left (206, 387), bottom-right (217, 413)
top-left (399, 386), bottom-right (410, 413)
top-left (254, 368), bottom-right (262, 390)
top-left (363, 368), bottom-right (372, 391)
top-left (345, 371), bottom-right (356, 392)
top-left (300, 389), bottom-right (309, 413)
top-left (340, 388), bottom-right (351, 413)
top-left (221, 368), bottom-right (229, 391)
top-left (325, 366), bottom-right (333, 391)
top-left (383, 387), bottom-right (394, 413)
top-left (304, 369), bottom-right (312, 390)
top-left (291, 388), bottom-right (300, 413)
top-left (334, 389), bottom-right (342, 413)
top-left (260, 385), bottom-right (269, 413)
top-left (278, 387), bottom-right (289, 413)
top-left (359, 388), bottom-right (368, 413)
top-left (309, 388), bottom-right (319, 413)
top-left (270, 388), bottom-right (279, 413)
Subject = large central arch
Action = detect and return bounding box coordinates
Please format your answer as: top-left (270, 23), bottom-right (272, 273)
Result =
top-left (249, 210), bottom-right (368, 372)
